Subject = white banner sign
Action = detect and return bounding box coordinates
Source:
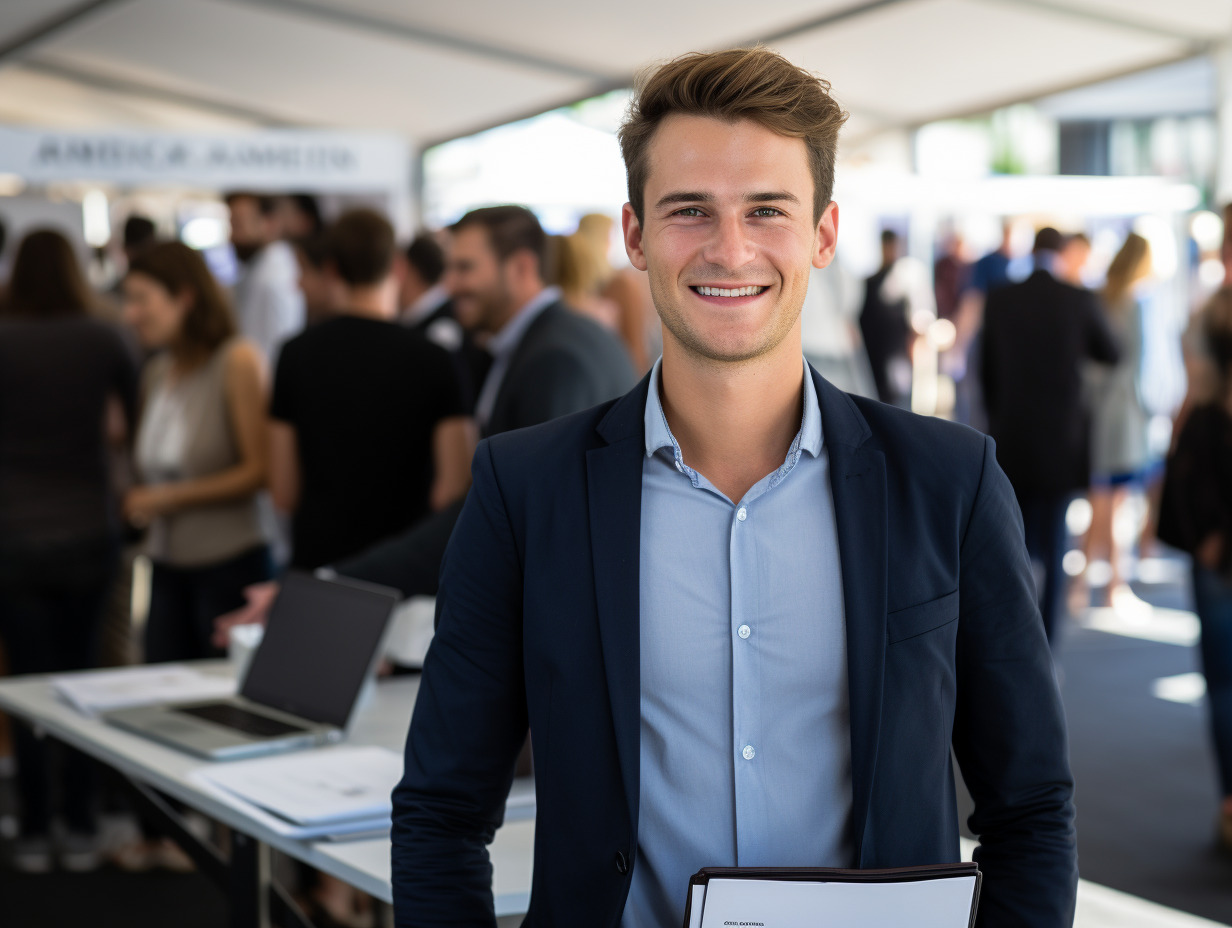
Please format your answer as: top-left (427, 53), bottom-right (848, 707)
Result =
top-left (0, 127), bottom-right (410, 193)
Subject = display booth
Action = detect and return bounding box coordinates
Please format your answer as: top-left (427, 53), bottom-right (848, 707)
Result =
top-left (0, 126), bottom-right (412, 282)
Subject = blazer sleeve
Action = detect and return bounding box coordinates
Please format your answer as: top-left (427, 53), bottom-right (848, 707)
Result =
top-left (505, 345), bottom-right (608, 430)
top-left (333, 497), bottom-right (465, 597)
top-left (978, 295), bottom-right (1000, 419)
top-left (390, 440), bottom-right (527, 928)
top-left (952, 436), bottom-right (1078, 928)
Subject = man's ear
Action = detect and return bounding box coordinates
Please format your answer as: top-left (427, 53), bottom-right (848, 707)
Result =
top-left (813, 200), bottom-right (839, 270)
top-left (622, 203), bottom-right (648, 272)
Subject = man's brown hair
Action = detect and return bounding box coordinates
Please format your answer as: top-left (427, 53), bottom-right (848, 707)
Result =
top-left (451, 205), bottom-right (547, 277)
top-left (618, 46), bottom-right (848, 225)
top-left (327, 208), bottom-right (396, 286)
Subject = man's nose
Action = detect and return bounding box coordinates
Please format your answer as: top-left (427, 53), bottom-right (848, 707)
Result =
top-left (702, 213), bottom-right (756, 271)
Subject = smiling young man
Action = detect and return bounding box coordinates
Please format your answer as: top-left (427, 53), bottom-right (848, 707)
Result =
top-left (392, 47), bottom-right (1077, 928)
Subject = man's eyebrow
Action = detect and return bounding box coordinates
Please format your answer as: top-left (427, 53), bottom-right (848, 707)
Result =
top-left (746, 191), bottom-right (800, 204)
top-left (654, 192), bottom-right (714, 210)
top-left (653, 191), bottom-right (801, 210)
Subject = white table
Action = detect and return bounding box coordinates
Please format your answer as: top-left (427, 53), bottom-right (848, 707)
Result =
top-left (0, 663), bottom-right (534, 926)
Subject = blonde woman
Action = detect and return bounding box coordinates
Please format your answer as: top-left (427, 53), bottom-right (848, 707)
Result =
top-left (1084, 232), bottom-right (1152, 606)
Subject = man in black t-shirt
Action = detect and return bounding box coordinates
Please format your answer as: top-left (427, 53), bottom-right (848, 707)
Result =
top-left (269, 209), bottom-right (475, 569)
top-left (397, 233), bottom-right (491, 412)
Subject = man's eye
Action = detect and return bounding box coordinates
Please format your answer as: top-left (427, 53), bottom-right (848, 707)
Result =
top-left (674, 207), bottom-right (704, 218)
top-left (752, 207), bottom-right (783, 218)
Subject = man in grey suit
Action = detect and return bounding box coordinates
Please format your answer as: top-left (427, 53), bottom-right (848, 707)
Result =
top-left (450, 205), bottom-right (635, 438)
top-left (213, 206), bottom-right (635, 635)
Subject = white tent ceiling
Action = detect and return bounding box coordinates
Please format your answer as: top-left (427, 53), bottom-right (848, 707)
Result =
top-left (0, 0), bottom-right (1229, 150)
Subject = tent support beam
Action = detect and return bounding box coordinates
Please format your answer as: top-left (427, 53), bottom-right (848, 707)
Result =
top-left (227, 0), bottom-right (613, 82)
top-left (892, 46), bottom-right (1213, 139)
top-left (982, 0), bottom-right (1208, 43)
top-left (20, 58), bottom-right (304, 127)
top-left (0, 0), bottom-right (128, 67)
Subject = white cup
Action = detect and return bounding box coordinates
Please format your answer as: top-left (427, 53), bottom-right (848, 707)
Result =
top-left (228, 623), bottom-right (265, 686)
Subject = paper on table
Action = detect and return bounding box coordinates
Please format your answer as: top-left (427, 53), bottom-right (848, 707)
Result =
top-left (52, 665), bottom-right (236, 717)
top-left (188, 748), bottom-right (537, 840)
top-left (187, 769), bottom-right (392, 840)
top-left (698, 875), bottom-right (978, 928)
top-left (195, 746), bottom-right (402, 826)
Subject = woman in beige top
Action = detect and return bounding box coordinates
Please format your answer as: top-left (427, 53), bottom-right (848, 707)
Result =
top-left (122, 242), bottom-right (271, 662)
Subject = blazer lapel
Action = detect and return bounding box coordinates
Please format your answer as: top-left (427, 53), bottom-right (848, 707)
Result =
top-left (813, 370), bottom-right (887, 866)
top-left (587, 375), bottom-right (652, 833)
top-left (484, 302), bottom-right (561, 437)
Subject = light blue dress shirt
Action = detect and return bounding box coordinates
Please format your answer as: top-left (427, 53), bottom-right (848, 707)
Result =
top-left (621, 358), bottom-right (852, 928)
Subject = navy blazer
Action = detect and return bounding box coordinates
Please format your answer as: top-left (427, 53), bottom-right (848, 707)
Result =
top-left (392, 368), bottom-right (1077, 928)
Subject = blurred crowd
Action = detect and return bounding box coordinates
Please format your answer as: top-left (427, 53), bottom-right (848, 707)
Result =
top-left (0, 194), bottom-right (644, 906)
top-left (2, 188), bottom-right (1232, 893)
top-left (859, 214), bottom-right (1232, 849)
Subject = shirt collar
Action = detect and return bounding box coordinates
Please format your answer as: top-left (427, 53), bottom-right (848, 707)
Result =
top-left (486, 286), bottom-right (560, 361)
top-left (644, 356), bottom-right (824, 461)
top-left (1034, 251), bottom-right (1060, 276)
top-left (404, 282), bottom-right (450, 324)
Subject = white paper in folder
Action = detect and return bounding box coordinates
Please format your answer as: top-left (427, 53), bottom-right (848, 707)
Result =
top-left (684, 864), bottom-right (980, 928)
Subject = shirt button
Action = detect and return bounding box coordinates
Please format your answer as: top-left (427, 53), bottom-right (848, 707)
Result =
top-left (738, 624), bottom-right (751, 639)
top-left (736, 507), bottom-right (748, 522)
top-left (742, 745), bottom-right (756, 761)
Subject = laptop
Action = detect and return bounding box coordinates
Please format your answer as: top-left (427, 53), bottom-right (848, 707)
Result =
top-left (104, 570), bottom-right (399, 760)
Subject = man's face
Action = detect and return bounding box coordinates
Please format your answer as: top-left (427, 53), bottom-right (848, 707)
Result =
top-left (1058, 240), bottom-right (1091, 285)
top-left (623, 114), bottom-right (837, 365)
top-left (228, 197), bottom-right (273, 263)
top-left (445, 225), bottom-right (514, 335)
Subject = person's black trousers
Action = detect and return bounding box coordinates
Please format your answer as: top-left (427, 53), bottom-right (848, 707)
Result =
top-left (1015, 489), bottom-right (1072, 646)
top-left (0, 544), bottom-right (115, 837)
top-left (144, 545), bottom-right (272, 663)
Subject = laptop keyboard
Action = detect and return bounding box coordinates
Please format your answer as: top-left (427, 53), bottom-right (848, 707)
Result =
top-left (174, 703), bottom-right (308, 738)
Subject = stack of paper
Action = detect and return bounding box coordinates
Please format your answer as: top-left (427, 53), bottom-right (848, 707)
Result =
top-left (52, 665), bottom-right (236, 717)
top-left (192, 746), bottom-right (402, 839)
top-left (190, 746), bottom-right (537, 840)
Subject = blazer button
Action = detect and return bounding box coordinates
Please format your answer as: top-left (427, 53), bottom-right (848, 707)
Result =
top-left (615, 851), bottom-right (629, 875)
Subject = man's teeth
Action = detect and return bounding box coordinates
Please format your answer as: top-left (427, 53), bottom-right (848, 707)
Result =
top-left (695, 286), bottom-right (765, 297)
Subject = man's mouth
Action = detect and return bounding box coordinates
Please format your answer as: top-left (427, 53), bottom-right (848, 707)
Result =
top-left (690, 285), bottom-right (768, 298)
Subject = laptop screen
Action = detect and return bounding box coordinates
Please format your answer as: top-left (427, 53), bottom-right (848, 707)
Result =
top-left (240, 572), bottom-right (397, 727)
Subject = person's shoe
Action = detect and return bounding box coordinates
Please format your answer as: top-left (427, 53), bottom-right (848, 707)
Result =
top-left (151, 837), bottom-right (195, 873)
top-left (1110, 583), bottom-right (1151, 619)
top-left (108, 837), bottom-right (154, 872)
top-left (11, 835), bottom-right (53, 874)
top-left (58, 830), bottom-right (103, 872)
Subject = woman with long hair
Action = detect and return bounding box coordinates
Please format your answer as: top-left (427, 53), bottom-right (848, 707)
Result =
top-left (1084, 232), bottom-right (1153, 607)
top-left (1159, 287), bottom-right (1232, 849)
top-left (122, 241), bottom-right (271, 664)
top-left (0, 228), bottom-right (138, 871)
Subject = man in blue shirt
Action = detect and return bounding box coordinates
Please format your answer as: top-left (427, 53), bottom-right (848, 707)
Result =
top-left (392, 47), bottom-right (1076, 928)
